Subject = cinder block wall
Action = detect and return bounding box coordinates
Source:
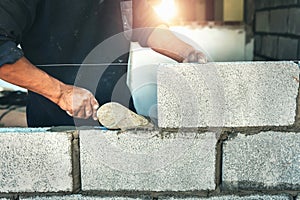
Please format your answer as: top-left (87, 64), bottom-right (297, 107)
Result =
top-left (253, 0), bottom-right (300, 60)
top-left (0, 62), bottom-right (300, 199)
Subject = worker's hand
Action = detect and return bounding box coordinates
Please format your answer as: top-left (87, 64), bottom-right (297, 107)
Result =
top-left (183, 49), bottom-right (207, 64)
top-left (57, 85), bottom-right (99, 120)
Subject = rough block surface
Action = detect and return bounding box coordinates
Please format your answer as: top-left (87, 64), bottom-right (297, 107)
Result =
top-left (157, 62), bottom-right (299, 128)
top-left (160, 195), bottom-right (291, 199)
top-left (80, 130), bottom-right (217, 191)
top-left (20, 195), bottom-right (149, 200)
top-left (0, 131), bottom-right (73, 193)
top-left (222, 131), bottom-right (300, 190)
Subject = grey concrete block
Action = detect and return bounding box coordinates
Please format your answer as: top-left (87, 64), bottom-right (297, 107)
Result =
top-left (277, 37), bottom-right (298, 60)
top-left (254, 0), bottom-right (264, 10)
top-left (288, 8), bottom-right (300, 36)
top-left (157, 62), bottom-right (299, 128)
top-left (269, 0), bottom-right (297, 7)
top-left (0, 131), bottom-right (73, 193)
top-left (21, 195), bottom-right (149, 200)
top-left (288, 0), bottom-right (298, 5)
top-left (261, 35), bottom-right (278, 58)
top-left (270, 9), bottom-right (289, 33)
top-left (255, 11), bottom-right (269, 32)
top-left (255, 0), bottom-right (274, 10)
top-left (80, 130), bottom-right (217, 191)
top-left (160, 194), bottom-right (291, 199)
top-left (254, 35), bottom-right (262, 54)
top-left (222, 131), bottom-right (300, 190)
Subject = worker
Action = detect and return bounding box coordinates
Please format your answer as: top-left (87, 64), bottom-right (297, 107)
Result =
top-left (0, 0), bottom-right (207, 127)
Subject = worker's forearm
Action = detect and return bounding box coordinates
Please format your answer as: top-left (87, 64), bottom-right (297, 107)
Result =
top-left (0, 57), bottom-right (99, 119)
top-left (147, 25), bottom-right (195, 62)
top-left (0, 57), bottom-right (63, 104)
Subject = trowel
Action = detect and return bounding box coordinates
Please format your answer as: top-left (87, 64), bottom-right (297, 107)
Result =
top-left (97, 102), bottom-right (154, 130)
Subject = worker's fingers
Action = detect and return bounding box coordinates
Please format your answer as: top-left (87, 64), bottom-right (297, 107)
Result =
top-left (58, 85), bottom-right (99, 120)
top-left (183, 50), bottom-right (207, 64)
top-left (73, 93), bottom-right (95, 119)
top-left (76, 105), bottom-right (92, 119)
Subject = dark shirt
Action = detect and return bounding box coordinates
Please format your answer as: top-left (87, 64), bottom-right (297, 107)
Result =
top-left (0, 0), bottom-right (163, 127)
top-left (0, 0), bottom-right (162, 66)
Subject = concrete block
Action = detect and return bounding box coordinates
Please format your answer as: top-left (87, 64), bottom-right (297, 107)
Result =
top-left (255, 0), bottom-right (270, 10)
top-left (255, 11), bottom-right (269, 32)
top-left (0, 131), bottom-right (73, 193)
top-left (20, 195), bottom-right (149, 200)
top-left (254, 35), bottom-right (262, 54)
top-left (157, 62), bottom-right (299, 128)
top-left (265, 0), bottom-right (276, 8)
top-left (270, 9), bottom-right (289, 33)
top-left (222, 131), bottom-right (300, 190)
top-left (261, 35), bottom-right (278, 58)
top-left (80, 130), bottom-right (217, 191)
top-left (160, 195), bottom-right (291, 199)
top-left (274, 0), bottom-right (298, 6)
top-left (281, 0), bottom-right (299, 5)
top-left (277, 37), bottom-right (298, 60)
top-left (288, 8), bottom-right (300, 36)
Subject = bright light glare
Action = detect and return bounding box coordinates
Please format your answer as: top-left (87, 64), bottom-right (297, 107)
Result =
top-left (154, 0), bottom-right (177, 22)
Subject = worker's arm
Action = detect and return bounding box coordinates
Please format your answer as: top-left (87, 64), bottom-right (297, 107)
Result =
top-left (147, 25), bottom-right (207, 63)
top-left (0, 57), bottom-right (99, 120)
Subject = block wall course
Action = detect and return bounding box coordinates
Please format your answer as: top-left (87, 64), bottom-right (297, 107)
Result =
top-left (288, 8), bottom-right (300, 36)
top-left (255, 11), bottom-right (269, 32)
top-left (254, 35), bottom-right (262, 54)
top-left (18, 195), bottom-right (293, 200)
top-left (274, 0), bottom-right (299, 7)
top-left (253, 1), bottom-right (300, 61)
top-left (222, 131), bottom-right (300, 190)
top-left (261, 36), bottom-right (278, 58)
top-left (20, 195), bottom-right (149, 200)
top-left (270, 9), bottom-right (289, 34)
top-left (157, 62), bottom-right (299, 128)
top-left (79, 130), bottom-right (217, 192)
top-left (0, 131), bottom-right (73, 193)
top-left (277, 37), bottom-right (298, 60)
top-left (255, 0), bottom-right (298, 9)
top-left (160, 195), bottom-right (291, 200)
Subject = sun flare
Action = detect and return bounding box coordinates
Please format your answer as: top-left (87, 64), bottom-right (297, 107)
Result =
top-left (153, 0), bottom-right (177, 22)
